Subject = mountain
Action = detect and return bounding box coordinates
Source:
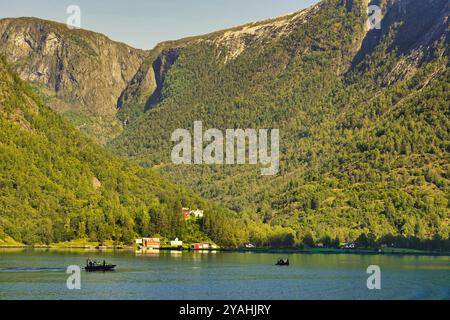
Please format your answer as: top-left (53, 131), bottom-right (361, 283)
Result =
top-left (0, 17), bottom-right (146, 144)
top-left (115, 5), bottom-right (325, 123)
top-left (0, 56), bottom-right (244, 246)
top-left (1, 0), bottom-right (449, 249)
top-left (107, 0), bottom-right (449, 247)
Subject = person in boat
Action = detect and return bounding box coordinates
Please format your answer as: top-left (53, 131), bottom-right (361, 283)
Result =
top-left (276, 258), bottom-right (289, 265)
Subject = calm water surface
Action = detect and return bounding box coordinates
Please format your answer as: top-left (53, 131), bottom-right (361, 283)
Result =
top-left (0, 249), bottom-right (449, 300)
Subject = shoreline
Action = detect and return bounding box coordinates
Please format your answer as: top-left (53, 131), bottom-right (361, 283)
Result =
top-left (1, 245), bottom-right (449, 257)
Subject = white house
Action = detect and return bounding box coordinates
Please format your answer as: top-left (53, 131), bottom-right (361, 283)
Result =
top-left (190, 209), bottom-right (204, 218)
top-left (170, 238), bottom-right (183, 247)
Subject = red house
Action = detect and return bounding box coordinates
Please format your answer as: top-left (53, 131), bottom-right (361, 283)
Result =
top-left (142, 238), bottom-right (160, 249)
top-left (191, 242), bottom-right (218, 250)
top-left (182, 208), bottom-right (191, 220)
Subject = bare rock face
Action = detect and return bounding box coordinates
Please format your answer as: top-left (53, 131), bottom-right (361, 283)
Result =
top-left (117, 45), bottom-right (182, 118)
top-left (0, 17), bottom-right (146, 144)
top-left (352, 0), bottom-right (449, 86)
top-left (209, 3), bottom-right (323, 62)
top-left (2, 0), bottom-right (447, 144)
top-left (117, 2), bottom-right (325, 122)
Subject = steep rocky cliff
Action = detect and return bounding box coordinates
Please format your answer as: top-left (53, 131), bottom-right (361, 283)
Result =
top-left (116, 1), bottom-right (327, 123)
top-left (0, 17), bottom-right (146, 144)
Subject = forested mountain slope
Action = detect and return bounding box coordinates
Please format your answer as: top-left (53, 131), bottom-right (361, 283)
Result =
top-left (0, 17), bottom-right (146, 144)
top-left (1, 0), bottom-right (448, 249)
top-left (0, 56), bottom-right (239, 246)
top-left (108, 0), bottom-right (450, 246)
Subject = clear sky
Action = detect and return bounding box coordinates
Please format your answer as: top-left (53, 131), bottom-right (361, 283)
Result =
top-left (0, 0), bottom-right (319, 49)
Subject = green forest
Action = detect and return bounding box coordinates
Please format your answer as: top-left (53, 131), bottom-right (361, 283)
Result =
top-left (0, 0), bottom-right (449, 251)
top-left (108, 0), bottom-right (450, 250)
top-left (0, 56), bottom-right (246, 246)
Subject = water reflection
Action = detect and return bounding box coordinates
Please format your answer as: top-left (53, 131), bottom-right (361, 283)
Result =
top-left (135, 249), bottom-right (160, 257)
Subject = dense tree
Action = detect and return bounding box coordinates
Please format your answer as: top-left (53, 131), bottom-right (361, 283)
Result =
top-left (107, 0), bottom-right (449, 249)
top-left (0, 56), bottom-right (240, 246)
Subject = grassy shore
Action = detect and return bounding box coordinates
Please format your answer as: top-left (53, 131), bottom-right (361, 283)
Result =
top-left (1, 242), bottom-right (448, 256)
top-left (1, 237), bottom-right (448, 256)
top-left (225, 247), bottom-right (450, 256)
top-left (0, 238), bottom-right (132, 249)
top-left (0, 236), bottom-right (23, 247)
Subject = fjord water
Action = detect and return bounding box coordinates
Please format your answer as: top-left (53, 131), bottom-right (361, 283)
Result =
top-left (0, 249), bottom-right (448, 300)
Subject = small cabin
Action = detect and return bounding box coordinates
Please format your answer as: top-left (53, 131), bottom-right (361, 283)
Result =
top-left (342, 242), bottom-right (356, 249)
top-left (191, 242), bottom-right (217, 250)
top-left (140, 237), bottom-right (160, 249)
top-left (181, 207), bottom-right (204, 220)
top-left (170, 238), bottom-right (183, 247)
top-left (182, 208), bottom-right (191, 220)
top-left (191, 243), bottom-right (204, 250)
top-left (191, 209), bottom-right (204, 219)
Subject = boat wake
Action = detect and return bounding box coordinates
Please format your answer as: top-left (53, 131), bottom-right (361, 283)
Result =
top-left (0, 267), bottom-right (65, 272)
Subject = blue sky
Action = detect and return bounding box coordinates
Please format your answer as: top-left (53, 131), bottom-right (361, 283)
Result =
top-left (0, 0), bottom-right (319, 49)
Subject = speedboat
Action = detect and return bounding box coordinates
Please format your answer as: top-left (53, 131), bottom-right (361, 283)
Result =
top-left (85, 259), bottom-right (116, 272)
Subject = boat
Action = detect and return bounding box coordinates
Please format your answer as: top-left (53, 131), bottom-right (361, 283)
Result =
top-left (276, 258), bottom-right (290, 266)
top-left (85, 259), bottom-right (116, 272)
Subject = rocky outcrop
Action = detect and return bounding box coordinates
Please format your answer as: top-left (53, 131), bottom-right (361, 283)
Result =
top-left (0, 17), bottom-right (146, 144)
top-left (117, 45), bottom-right (182, 120)
top-left (117, 2), bottom-right (324, 122)
top-left (0, 4), bottom-right (325, 134)
top-left (351, 0), bottom-right (449, 86)
top-left (209, 3), bottom-right (323, 62)
top-left (2, 0), bottom-right (447, 142)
